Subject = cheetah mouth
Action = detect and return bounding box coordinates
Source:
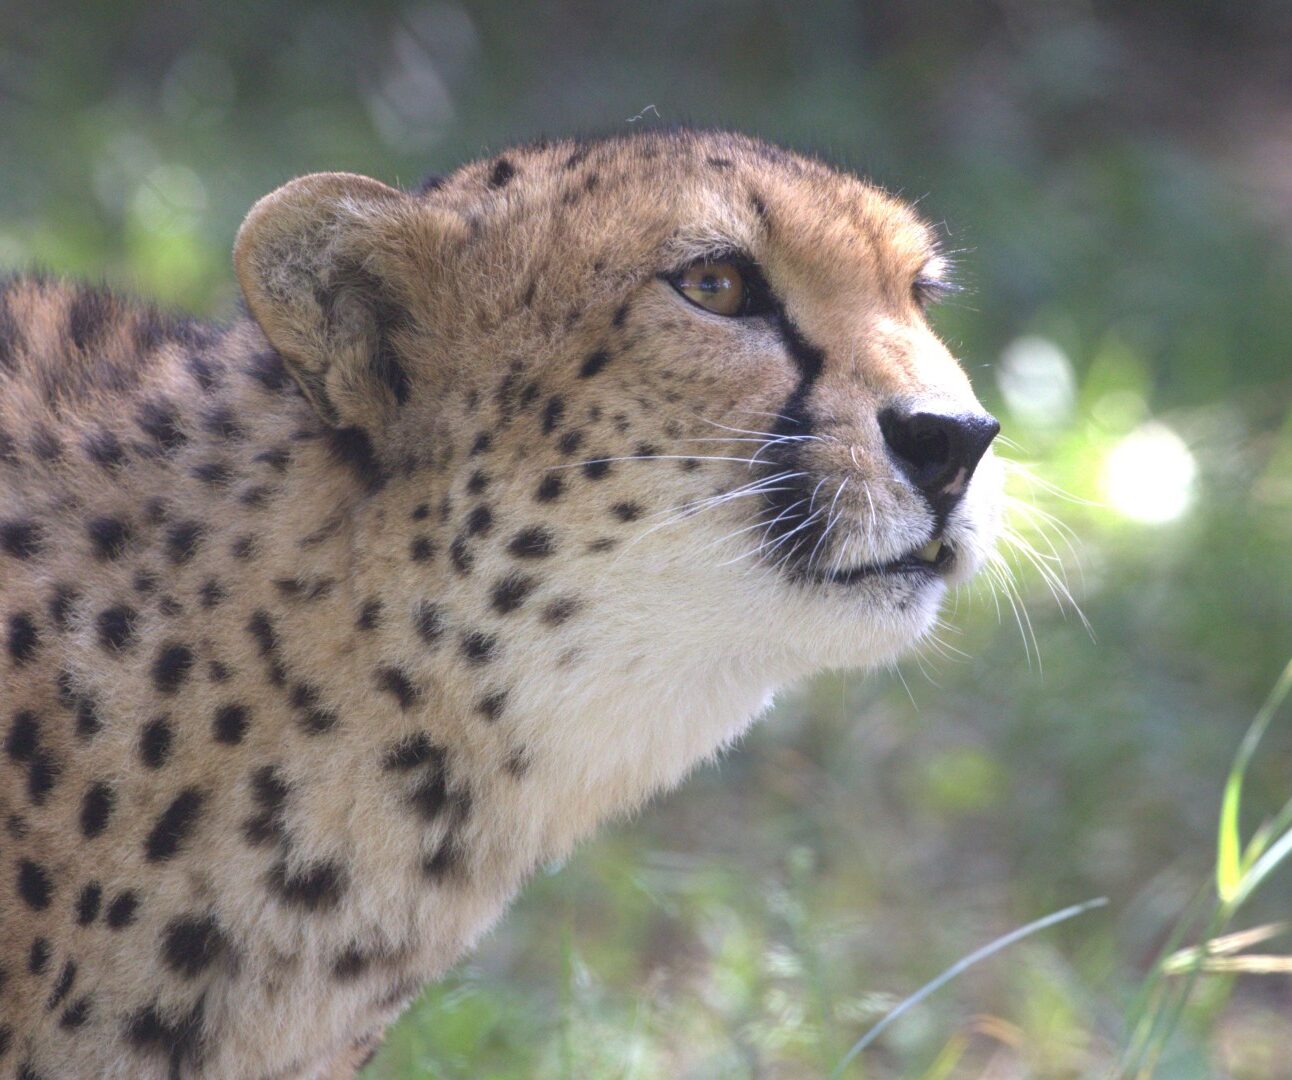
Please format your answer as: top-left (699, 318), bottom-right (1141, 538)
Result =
top-left (818, 537), bottom-right (954, 586)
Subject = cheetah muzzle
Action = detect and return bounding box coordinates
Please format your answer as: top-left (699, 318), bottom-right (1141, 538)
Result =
top-left (0, 128), bottom-right (1002, 1078)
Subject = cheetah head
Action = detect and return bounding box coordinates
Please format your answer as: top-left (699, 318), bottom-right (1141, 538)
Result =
top-left (234, 130), bottom-right (1003, 710)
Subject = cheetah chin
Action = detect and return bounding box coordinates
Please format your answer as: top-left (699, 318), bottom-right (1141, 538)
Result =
top-left (0, 128), bottom-right (1001, 1078)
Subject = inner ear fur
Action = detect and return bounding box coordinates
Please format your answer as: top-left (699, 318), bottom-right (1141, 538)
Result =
top-left (234, 172), bottom-right (422, 429)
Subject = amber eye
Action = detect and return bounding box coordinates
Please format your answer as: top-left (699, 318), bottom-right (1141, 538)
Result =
top-left (671, 259), bottom-right (750, 317)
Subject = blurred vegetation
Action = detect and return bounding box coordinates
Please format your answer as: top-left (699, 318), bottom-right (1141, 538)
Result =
top-left (3, 1), bottom-right (1291, 1075)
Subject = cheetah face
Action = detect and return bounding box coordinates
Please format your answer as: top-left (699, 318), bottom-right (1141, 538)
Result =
top-left (235, 131), bottom-right (1003, 680)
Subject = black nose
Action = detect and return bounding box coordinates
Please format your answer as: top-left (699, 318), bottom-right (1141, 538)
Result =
top-left (878, 407), bottom-right (1000, 504)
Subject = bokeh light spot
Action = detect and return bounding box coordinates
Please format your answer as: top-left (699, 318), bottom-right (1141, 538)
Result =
top-left (998, 336), bottom-right (1077, 429)
top-left (1101, 421), bottom-right (1196, 523)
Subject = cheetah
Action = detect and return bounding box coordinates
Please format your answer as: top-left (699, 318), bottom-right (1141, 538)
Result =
top-left (0, 128), bottom-right (1003, 1078)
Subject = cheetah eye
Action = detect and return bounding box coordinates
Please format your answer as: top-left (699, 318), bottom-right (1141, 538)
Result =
top-left (668, 258), bottom-right (774, 318)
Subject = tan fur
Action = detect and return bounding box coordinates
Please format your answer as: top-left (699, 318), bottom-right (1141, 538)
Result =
top-left (0, 129), bottom-right (1002, 1078)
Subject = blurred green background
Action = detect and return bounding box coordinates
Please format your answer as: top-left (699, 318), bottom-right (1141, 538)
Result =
top-left (3, 2), bottom-right (1291, 1076)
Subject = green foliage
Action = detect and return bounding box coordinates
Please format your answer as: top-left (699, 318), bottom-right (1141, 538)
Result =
top-left (3, 3), bottom-right (1290, 1075)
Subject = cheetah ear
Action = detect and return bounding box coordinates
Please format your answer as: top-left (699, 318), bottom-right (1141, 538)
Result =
top-left (234, 172), bottom-right (419, 429)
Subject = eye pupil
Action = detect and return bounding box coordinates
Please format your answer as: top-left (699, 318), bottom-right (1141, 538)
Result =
top-left (670, 258), bottom-right (768, 318)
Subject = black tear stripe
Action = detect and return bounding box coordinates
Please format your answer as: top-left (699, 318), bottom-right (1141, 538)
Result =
top-left (756, 303), bottom-right (830, 577)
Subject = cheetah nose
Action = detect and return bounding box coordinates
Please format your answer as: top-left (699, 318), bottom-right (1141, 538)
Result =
top-left (877, 406), bottom-right (1000, 506)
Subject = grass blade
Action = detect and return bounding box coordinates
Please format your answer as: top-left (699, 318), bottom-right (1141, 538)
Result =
top-left (829, 896), bottom-right (1108, 1078)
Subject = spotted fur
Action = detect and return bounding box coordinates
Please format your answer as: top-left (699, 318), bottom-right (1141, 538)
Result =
top-left (0, 129), bottom-right (1002, 1078)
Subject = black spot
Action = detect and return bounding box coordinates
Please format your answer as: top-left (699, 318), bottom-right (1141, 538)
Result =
top-left (505, 747), bottom-right (530, 777)
top-left (612, 501), bottom-right (643, 521)
top-left (87, 516), bottom-right (131, 560)
top-left (291, 682), bottom-right (339, 735)
top-left (274, 576), bottom-right (334, 602)
top-left (247, 348), bottom-right (289, 390)
top-left (467, 469), bottom-right (490, 495)
top-left (207, 660), bottom-right (231, 682)
top-left (144, 787), bottom-right (205, 861)
top-left (188, 354), bottom-right (220, 393)
top-left (97, 604), bottom-right (138, 651)
top-left (557, 430), bottom-right (584, 455)
top-left (123, 997), bottom-right (206, 1073)
top-left (466, 505), bottom-right (493, 536)
top-left (136, 398), bottom-right (186, 451)
top-left (543, 596), bottom-right (582, 625)
top-left (157, 594), bottom-right (183, 618)
top-left (247, 611), bottom-right (285, 685)
top-left (240, 483), bottom-right (275, 508)
top-left (5, 710), bottom-right (39, 761)
top-left (461, 631), bottom-right (498, 664)
top-left (450, 535), bottom-right (473, 575)
top-left (266, 858), bottom-right (347, 912)
top-left (60, 996), bottom-right (92, 1029)
top-left (27, 749), bottom-right (60, 805)
top-left (583, 459), bottom-right (611, 480)
top-left (28, 937), bottom-right (50, 974)
top-left (139, 717), bottom-right (173, 768)
top-left (84, 429), bottom-right (125, 469)
top-left (535, 475), bottom-right (563, 502)
top-left (469, 432), bottom-right (492, 455)
top-left (46, 959), bottom-right (76, 1009)
top-left (1, 520), bottom-right (41, 559)
top-left (75, 882), bottom-right (102, 925)
top-left (253, 446), bottom-right (290, 472)
top-left (48, 585), bottom-right (77, 629)
top-left (332, 947), bottom-right (370, 980)
top-left (414, 601), bottom-right (445, 645)
top-left (202, 405), bottom-right (242, 440)
top-left (422, 841), bottom-right (464, 880)
top-left (80, 782), bottom-right (115, 837)
top-left (383, 733), bottom-right (436, 770)
top-left (542, 396), bottom-right (565, 434)
top-left (231, 535), bottom-right (256, 559)
top-left (7, 612), bottom-right (38, 665)
top-left (491, 573), bottom-right (536, 614)
top-left (411, 503), bottom-right (430, 521)
top-left (680, 457), bottom-right (701, 472)
top-left (488, 157), bottom-right (516, 188)
top-left (105, 890), bottom-right (139, 928)
top-left (18, 859), bottom-right (53, 909)
top-left (75, 696), bottom-right (101, 739)
top-left (579, 349), bottom-right (611, 378)
top-left (588, 537), bottom-right (617, 553)
top-left (199, 580), bottom-right (226, 608)
top-left (408, 771), bottom-right (448, 821)
top-left (191, 461), bottom-right (233, 486)
top-left (68, 287), bottom-right (112, 349)
top-left (326, 426), bottom-right (386, 493)
top-left (410, 536), bottom-right (435, 562)
top-left (161, 915), bottom-right (226, 978)
top-left (478, 690), bottom-right (508, 721)
top-left (707, 155), bottom-right (734, 169)
top-left (377, 667), bottom-right (419, 709)
top-left (212, 704), bottom-right (249, 745)
top-left (612, 301), bottom-right (630, 328)
top-left (508, 526), bottom-right (554, 558)
top-left (357, 599), bottom-right (382, 630)
top-left (166, 521), bottom-right (205, 563)
top-left (151, 643), bottom-right (193, 695)
top-left (135, 570), bottom-right (158, 593)
top-left (243, 765), bottom-right (289, 846)
top-left (634, 442), bottom-right (662, 458)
